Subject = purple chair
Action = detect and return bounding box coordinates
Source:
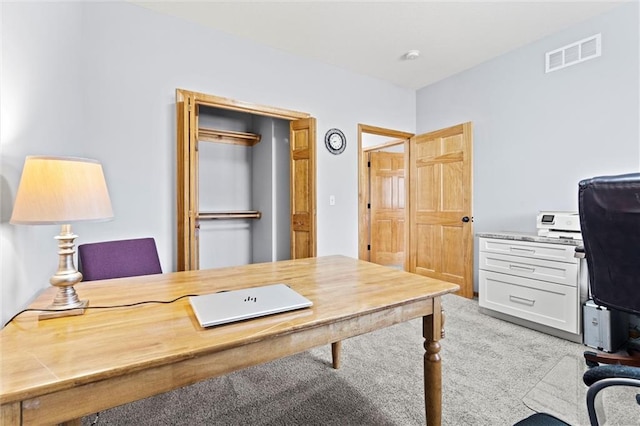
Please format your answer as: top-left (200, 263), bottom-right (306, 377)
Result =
top-left (78, 237), bottom-right (162, 281)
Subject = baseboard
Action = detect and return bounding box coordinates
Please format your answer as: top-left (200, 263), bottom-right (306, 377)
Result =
top-left (479, 306), bottom-right (583, 344)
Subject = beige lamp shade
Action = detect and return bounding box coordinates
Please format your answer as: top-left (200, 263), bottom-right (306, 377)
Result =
top-left (10, 156), bottom-right (114, 224)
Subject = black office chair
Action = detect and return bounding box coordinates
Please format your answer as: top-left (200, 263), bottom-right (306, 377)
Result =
top-left (516, 173), bottom-right (640, 426)
top-left (579, 173), bottom-right (640, 367)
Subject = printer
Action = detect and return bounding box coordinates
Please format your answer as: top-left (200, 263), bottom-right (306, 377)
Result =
top-left (536, 211), bottom-right (581, 240)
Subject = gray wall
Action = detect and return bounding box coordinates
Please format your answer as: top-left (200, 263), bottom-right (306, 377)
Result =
top-left (416, 2), bottom-right (639, 291)
top-left (0, 2), bottom-right (415, 324)
top-left (274, 120), bottom-right (292, 261)
top-left (251, 115), bottom-right (291, 264)
top-left (251, 116), bottom-right (274, 264)
top-left (1, 2), bottom-right (87, 320)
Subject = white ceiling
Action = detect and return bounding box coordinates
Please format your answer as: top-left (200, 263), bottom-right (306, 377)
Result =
top-left (132, 1), bottom-right (628, 89)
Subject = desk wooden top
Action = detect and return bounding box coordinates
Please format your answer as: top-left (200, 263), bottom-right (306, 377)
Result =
top-left (0, 255), bottom-right (458, 406)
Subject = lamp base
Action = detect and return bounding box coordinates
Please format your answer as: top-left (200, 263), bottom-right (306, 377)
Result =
top-left (39, 299), bottom-right (89, 320)
top-left (39, 224), bottom-right (89, 321)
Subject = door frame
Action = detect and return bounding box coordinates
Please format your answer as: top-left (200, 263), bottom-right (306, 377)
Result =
top-left (176, 89), bottom-right (315, 270)
top-left (359, 122), bottom-right (474, 298)
top-left (357, 124), bottom-right (414, 264)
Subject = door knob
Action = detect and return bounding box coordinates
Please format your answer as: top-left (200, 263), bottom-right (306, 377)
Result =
top-left (462, 216), bottom-right (470, 223)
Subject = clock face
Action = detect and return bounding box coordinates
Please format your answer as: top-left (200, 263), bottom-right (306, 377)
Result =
top-left (324, 128), bottom-right (346, 155)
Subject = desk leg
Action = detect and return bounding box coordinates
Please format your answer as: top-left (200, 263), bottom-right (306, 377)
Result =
top-left (331, 341), bottom-right (342, 369)
top-left (423, 296), bottom-right (444, 426)
top-left (0, 402), bottom-right (20, 426)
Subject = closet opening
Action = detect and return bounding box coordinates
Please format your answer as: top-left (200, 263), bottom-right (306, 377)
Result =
top-left (197, 106), bottom-right (291, 269)
top-left (176, 89), bottom-right (317, 271)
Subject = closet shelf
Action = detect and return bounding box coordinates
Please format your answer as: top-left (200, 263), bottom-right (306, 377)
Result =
top-left (198, 211), bottom-right (262, 220)
top-left (198, 128), bottom-right (261, 146)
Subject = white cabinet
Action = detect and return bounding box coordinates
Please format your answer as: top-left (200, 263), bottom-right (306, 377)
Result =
top-left (478, 234), bottom-right (586, 342)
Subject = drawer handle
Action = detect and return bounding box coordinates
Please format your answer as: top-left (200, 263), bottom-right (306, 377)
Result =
top-left (510, 247), bottom-right (535, 254)
top-left (509, 295), bottom-right (536, 306)
top-left (509, 264), bottom-right (536, 273)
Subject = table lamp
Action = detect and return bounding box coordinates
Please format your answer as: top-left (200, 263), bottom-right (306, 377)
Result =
top-left (10, 156), bottom-right (114, 319)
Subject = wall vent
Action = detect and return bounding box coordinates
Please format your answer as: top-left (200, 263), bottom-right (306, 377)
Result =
top-left (545, 34), bottom-right (601, 73)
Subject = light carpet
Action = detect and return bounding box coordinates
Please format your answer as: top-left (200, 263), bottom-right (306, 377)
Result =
top-left (81, 294), bottom-right (639, 425)
top-left (523, 355), bottom-right (640, 425)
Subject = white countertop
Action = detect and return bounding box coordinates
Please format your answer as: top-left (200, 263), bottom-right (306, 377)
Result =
top-left (476, 231), bottom-right (583, 246)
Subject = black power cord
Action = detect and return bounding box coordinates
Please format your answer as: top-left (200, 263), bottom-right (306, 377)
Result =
top-left (3, 293), bottom-right (206, 425)
top-left (2, 294), bottom-right (200, 328)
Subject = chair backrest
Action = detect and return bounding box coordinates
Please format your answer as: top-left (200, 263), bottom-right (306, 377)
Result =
top-left (578, 173), bottom-right (640, 315)
top-left (78, 237), bottom-right (162, 282)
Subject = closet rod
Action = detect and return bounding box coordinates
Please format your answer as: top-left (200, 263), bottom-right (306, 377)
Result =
top-left (198, 128), bottom-right (261, 146)
top-left (198, 211), bottom-right (262, 220)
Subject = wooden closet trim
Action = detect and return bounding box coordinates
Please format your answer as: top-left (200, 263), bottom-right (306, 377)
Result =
top-left (179, 89), bottom-right (310, 120)
top-left (359, 124), bottom-right (413, 139)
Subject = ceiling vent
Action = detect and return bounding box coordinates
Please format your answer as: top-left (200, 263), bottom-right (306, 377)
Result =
top-left (545, 34), bottom-right (601, 73)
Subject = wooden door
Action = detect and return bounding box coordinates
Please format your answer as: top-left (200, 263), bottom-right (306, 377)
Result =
top-left (290, 118), bottom-right (317, 259)
top-left (369, 151), bottom-right (405, 266)
top-left (409, 122), bottom-right (473, 298)
top-left (357, 124), bottom-right (413, 262)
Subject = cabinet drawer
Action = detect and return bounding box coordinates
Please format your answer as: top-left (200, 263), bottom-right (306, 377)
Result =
top-left (479, 270), bottom-right (578, 333)
top-left (479, 237), bottom-right (578, 263)
top-left (479, 251), bottom-right (578, 287)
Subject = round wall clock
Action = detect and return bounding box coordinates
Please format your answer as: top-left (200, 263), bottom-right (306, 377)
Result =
top-left (324, 128), bottom-right (346, 155)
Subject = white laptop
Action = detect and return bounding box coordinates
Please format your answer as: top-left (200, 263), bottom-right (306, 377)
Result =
top-left (189, 283), bottom-right (313, 328)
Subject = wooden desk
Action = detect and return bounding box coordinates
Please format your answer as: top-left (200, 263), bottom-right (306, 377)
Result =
top-left (0, 255), bottom-right (459, 425)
